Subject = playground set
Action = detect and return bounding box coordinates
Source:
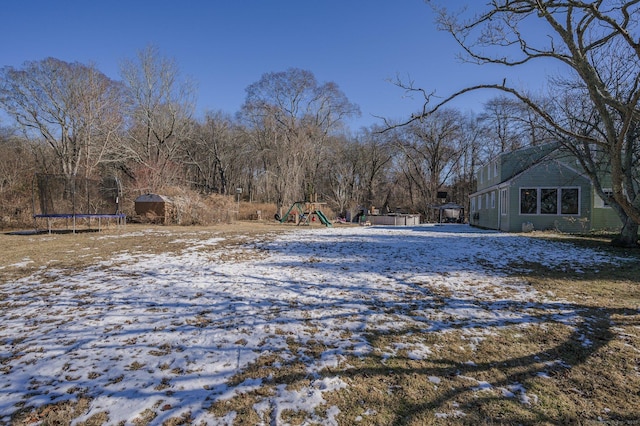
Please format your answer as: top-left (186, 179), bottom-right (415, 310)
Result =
top-left (276, 201), bottom-right (332, 227)
top-left (32, 173), bottom-right (126, 233)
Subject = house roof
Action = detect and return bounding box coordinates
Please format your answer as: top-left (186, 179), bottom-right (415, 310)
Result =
top-left (497, 142), bottom-right (561, 183)
top-left (471, 144), bottom-right (590, 197)
top-left (430, 203), bottom-right (464, 210)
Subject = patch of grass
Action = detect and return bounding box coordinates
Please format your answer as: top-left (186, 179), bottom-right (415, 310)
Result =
top-left (208, 392), bottom-right (266, 424)
top-left (126, 360), bottom-right (146, 371)
top-left (10, 398), bottom-right (108, 426)
top-left (131, 408), bottom-right (157, 425)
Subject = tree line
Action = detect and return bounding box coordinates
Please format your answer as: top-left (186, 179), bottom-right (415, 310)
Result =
top-left (0, 46), bottom-right (542, 228)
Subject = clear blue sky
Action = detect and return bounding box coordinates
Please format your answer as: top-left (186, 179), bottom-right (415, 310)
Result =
top-left (1, 1), bottom-right (553, 131)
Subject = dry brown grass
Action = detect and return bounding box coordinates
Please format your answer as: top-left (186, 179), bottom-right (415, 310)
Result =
top-left (0, 222), bottom-right (289, 280)
top-left (9, 398), bottom-right (108, 426)
top-left (238, 202), bottom-right (278, 221)
top-left (2, 226), bottom-right (639, 425)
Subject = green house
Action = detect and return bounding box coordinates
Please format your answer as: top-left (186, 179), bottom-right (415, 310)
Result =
top-left (469, 143), bottom-right (622, 233)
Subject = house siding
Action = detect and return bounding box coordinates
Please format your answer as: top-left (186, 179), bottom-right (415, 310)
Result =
top-left (475, 189), bottom-right (499, 230)
top-left (591, 208), bottom-right (623, 231)
top-left (508, 161), bottom-right (591, 233)
top-left (591, 188), bottom-right (624, 230)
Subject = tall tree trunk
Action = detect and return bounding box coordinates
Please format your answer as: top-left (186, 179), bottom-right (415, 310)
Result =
top-left (612, 216), bottom-right (639, 248)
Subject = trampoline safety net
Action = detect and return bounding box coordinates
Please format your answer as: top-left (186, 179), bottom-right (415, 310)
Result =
top-left (33, 174), bottom-right (125, 231)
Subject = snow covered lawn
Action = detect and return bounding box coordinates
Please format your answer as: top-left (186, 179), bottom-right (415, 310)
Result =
top-left (1, 224), bottom-right (638, 424)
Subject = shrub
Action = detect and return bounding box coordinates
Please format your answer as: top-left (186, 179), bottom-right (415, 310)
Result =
top-left (156, 187), bottom-right (235, 225)
top-left (238, 202), bottom-right (277, 221)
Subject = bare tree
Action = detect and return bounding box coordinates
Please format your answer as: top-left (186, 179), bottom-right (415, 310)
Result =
top-left (477, 96), bottom-right (549, 155)
top-left (407, 1), bottom-right (640, 246)
top-left (447, 112), bottom-right (485, 221)
top-left (325, 139), bottom-right (361, 217)
top-left (394, 109), bottom-right (466, 217)
top-left (0, 128), bottom-right (37, 226)
top-left (324, 127), bottom-right (394, 218)
top-left (544, 75), bottom-right (640, 245)
top-left (184, 111), bottom-right (246, 195)
top-left (120, 45), bottom-right (196, 191)
top-left (357, 126), bottom-right (395, 211)
top-left (0, 58), bottom-right (124, 178)
top-left (240, 68), bottom-right (359, 213)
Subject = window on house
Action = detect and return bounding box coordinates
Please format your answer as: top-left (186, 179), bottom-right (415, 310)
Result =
top-left (471, 197), bottom-right (476, 212)
top-left (490, 191), bottom-right (496, 208)
top-left (494, 162), bottom-right (498, 179)
top-left (520, 187), bottom-right (580, 215)
top-left (478, 195), bottom-right (482, 210)
top-left (540, 188), bottom-right (558, 214)
top-left (485, 193), bottom-right (489, 209)
top-left (520, 188), bottom-right (537, 214)
top-left (500, 189), bottom-right (508, 215)
top-left (594, 189), bottom-right (613, 208)
top-left (561, 188), bottom-right (579, 214)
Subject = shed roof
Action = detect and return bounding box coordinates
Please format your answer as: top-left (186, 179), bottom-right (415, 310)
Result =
top-left (430, 203), bottom-right (464, 210)
top-left (135, 194), bottom-right (172, 203)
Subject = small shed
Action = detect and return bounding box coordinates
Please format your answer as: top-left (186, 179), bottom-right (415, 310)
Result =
top-left (135, 194), bottom-right (173, 223)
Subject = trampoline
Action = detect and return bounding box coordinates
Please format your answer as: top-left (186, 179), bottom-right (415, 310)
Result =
top-left (32, 174), bottom-right (126, 233)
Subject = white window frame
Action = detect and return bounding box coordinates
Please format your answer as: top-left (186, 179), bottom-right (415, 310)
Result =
top-left (519, 187), bottom-right (581, 216)
top-left (490, 191), bottom-right (496, 209)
